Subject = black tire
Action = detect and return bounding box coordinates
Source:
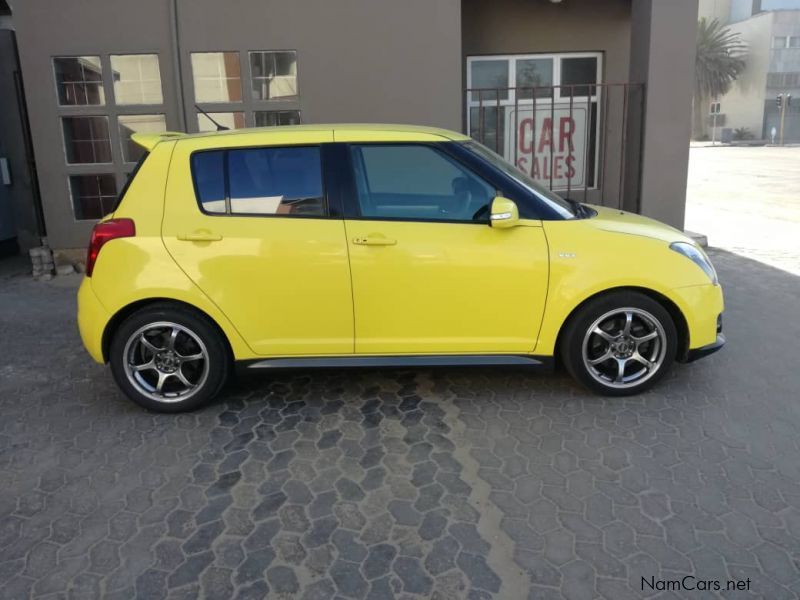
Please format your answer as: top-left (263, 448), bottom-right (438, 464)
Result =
top-left (560, 291), bottom-right (678, 396)
top-left (109, 303), bottom-right (231, 412)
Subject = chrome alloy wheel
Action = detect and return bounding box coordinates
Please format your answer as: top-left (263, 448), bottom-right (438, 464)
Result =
top-left (581, 307), bottom-right (667, 389)
top-left (122, 321), bottom-right (210, 403)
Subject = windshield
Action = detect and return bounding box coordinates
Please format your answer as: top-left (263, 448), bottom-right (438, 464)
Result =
top-left (461, 140), bottom-right (575, 219)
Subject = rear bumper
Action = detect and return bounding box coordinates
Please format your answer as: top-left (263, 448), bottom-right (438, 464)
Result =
top-left (686, 333), bottom-right (725, 363)
top-left (77, 278), bottom-right (110, 364)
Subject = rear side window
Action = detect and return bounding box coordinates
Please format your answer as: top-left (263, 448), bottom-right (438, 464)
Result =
top-left (190, 146), bottom-right (325, 216)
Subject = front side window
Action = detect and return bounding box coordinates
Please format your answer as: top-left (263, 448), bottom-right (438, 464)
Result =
top-left (191, 146), bottom-right (325, 216)
top-left (462, 140), bottom-right (575, 219)
top-left (350, 144), bottom-right (495, 222)
top-left (53, 56), bottom-right (104, 106)
top-left (110, 54), bottom-right (164, 105)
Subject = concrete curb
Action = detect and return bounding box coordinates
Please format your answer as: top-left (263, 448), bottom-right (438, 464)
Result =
top-left (684, 230), bottom-right (708, 248)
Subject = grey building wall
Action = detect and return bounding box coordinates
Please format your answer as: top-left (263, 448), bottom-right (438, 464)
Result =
top-left (12, 0), bottom-right (180, 250)
top-left (630, 0), bottom-right (698, 229)
top-left (12, 0), bottom-right (462, 249)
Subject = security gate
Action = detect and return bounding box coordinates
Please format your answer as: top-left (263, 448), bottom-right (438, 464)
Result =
top-left (465, 82), bottom-right (645, 211)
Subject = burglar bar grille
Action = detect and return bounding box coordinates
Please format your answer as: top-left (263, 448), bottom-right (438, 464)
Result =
top-left (465, 82), bottom-right (645, 211)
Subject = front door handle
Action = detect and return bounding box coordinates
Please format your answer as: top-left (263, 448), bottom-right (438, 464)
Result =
top-left (177, 231), bottom-right (223, 242)
top-left (352, 236), bottom-right (397, 246)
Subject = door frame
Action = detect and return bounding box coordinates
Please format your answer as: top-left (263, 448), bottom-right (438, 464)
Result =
top-left (321, 141), bottom-right (567, 222)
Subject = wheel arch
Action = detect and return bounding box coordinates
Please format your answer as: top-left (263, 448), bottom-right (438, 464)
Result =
top-left (553, 286), bottom-right (690, 365)
top-left (101, 298), bottom-right (235, 364)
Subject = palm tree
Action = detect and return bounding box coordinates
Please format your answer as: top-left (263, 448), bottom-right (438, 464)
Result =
top-left (693, 17), bottom-right (747, 139)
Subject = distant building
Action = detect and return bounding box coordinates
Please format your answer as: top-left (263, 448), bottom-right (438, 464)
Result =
top-left (699, 0), bottom-right (800, 141)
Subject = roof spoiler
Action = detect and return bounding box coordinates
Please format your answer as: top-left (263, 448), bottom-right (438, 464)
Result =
top-left (130, 132), bottom-right (185, 151)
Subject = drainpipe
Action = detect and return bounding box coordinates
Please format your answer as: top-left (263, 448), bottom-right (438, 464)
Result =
top-left (170, 0), bottom-right (188, 132)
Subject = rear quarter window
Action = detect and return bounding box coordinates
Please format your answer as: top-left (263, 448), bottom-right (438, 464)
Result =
top-left (113, 151), bottom-right (149, 212)
top-left (191, 150), bottom-right (226, 213)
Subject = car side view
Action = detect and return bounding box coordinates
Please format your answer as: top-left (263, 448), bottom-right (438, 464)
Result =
top-left (77, 124), bottom-right (724, 412)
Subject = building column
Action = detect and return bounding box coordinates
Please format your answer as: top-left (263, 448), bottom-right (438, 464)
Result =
top-left (629, 0), bottom-right (698, 229)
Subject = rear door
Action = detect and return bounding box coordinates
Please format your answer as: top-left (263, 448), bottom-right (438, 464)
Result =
top-left (162, 131), bottom-right (354, 356)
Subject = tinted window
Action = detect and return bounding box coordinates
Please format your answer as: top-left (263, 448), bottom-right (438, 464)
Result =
top-left (191, 150), bottom-right (226, 213)
top-left (462, 140), bottom-right (575, 219)
top-left (350, 145), bottom-right (495, 222)
top-left (228, 147), bottom-right (324, 215)
top-left (190, 146), bottom-right (325, 216)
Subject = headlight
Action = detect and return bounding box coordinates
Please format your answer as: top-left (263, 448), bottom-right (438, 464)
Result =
top-left (669, 242), bottom-right (718, 285)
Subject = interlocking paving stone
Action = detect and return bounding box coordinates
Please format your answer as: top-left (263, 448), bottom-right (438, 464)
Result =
top-left (1, 249), bottom-right (800, 597)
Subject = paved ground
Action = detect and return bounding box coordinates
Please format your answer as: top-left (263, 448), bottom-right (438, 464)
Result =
top-left (1, 248), bottom-right (800, 600)
top-left (686, 145), bottom-right (800, 276)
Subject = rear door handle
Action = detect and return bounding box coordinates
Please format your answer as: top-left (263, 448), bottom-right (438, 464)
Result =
top-left (177, 231), bottom-right (223, 242)
top-left (352, 236), bottom-right (397, 246)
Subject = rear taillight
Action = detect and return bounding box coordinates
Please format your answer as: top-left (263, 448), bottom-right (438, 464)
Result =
top-left (86, 218), bottom-right (135, 277)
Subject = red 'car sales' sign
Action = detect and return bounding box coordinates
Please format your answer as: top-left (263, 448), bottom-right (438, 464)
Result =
top-left (505, 105), bottom-right (588, 189)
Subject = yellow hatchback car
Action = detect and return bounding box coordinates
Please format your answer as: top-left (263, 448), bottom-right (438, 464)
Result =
top-left (77, 124), bottom-right (724, 412)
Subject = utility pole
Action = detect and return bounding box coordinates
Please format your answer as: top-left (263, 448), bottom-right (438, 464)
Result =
top-left (777, 93), bottom-right (792, 146)
top-left (710, 99), bottom-right (720, 145)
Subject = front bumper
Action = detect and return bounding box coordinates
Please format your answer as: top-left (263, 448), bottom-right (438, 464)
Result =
top-left (686, 333), bottom-right (725, 362)
top-left (77, 278), bottom-right (110, 364)
top-left (669, 282), bottom-right (724, 358)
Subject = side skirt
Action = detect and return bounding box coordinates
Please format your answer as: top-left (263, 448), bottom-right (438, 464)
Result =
top-left (241, 354), bottom-right (554, 371)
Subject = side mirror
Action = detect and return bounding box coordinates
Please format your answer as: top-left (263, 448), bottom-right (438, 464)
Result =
top-left (489, 196), bottom-right (520, 229)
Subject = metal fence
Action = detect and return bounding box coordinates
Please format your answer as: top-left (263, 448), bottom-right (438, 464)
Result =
top-left (465, 82), bottom-right (645, 210)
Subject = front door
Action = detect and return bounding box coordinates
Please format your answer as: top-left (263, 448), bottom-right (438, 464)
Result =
top-left (343, 143), bottom-right (549, 355)
top-left (162, 135), bottom-right (354, 356)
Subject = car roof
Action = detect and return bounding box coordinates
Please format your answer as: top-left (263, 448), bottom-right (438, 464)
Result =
top-left (131, 123), bottom-right (470, 151)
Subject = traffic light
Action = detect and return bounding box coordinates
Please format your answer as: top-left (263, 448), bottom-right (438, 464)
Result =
top-left (777, 94), bottom-right (783, 107)
top-left (788, 94), bottom-right (792, 107)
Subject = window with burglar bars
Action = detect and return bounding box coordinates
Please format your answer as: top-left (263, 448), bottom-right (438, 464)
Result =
top-left (53, 54), bottom-right (167, 221)
top-left (466, 52), bottom-right (602, 194)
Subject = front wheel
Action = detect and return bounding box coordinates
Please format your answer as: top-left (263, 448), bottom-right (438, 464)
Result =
top-left (109, 304), bottom-right (230, 412)
top-left (560, 291), bottom-right (677, 396)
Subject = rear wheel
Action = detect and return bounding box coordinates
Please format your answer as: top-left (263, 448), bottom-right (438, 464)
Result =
top-left (109, 304), bottom-right (230, 412)
top-left (560, 291), bottom-right (677, 396)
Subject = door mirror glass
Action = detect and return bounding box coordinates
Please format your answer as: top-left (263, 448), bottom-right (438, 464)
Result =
top-left (490, 196), bottom-right (519, 228)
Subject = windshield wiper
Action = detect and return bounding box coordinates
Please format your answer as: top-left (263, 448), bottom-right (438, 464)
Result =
top-left (564, 197), bottom-right (587, 218)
